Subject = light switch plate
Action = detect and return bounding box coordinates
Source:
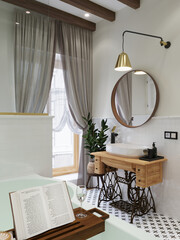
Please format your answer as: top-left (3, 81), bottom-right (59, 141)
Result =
top-left (164, 131), bottom-right (178, 140)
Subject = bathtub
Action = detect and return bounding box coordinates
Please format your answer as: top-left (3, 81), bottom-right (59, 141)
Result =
top-left (0, 174), bottom-right (159, 240)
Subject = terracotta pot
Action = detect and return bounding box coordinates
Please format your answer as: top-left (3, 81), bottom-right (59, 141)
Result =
top-left (87, 161), bottom-right (95, 174)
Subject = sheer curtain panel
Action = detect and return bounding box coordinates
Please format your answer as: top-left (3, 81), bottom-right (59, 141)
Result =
top-left (15, 12), bottom-right (56, 113)
top-left (57, 22), bottom-right (93, 185)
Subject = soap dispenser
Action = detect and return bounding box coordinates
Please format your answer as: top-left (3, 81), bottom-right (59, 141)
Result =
top-left (152, 142), bottom-right (157, 158)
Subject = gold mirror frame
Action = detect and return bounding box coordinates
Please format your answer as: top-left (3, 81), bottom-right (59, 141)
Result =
top-left (111, 70), bottom-right (159, 128)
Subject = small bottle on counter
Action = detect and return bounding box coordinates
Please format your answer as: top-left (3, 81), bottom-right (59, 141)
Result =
top-left (152, 142), bottom-right (157, 158)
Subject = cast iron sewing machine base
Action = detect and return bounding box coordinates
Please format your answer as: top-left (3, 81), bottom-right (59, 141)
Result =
top-left (98, 169), bottom-right (156, 223)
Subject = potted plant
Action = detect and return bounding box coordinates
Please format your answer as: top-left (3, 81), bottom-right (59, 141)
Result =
top-left (83, 113), bottom-right (109, 174)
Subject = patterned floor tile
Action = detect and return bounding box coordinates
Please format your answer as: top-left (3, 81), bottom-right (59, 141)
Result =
top-left (86, 189), bottom-right (180, 240)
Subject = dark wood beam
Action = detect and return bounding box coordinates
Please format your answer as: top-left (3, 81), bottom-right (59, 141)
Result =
top-left (1, 0), bottom-right (96, 31)
top-left (117, 0), bottom-right (140, 9)
top-left (60, 0), bottom-right (115, 22)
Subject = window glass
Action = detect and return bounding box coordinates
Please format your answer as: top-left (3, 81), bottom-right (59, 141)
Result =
top-left (48, 54), bottom-right (76, 172)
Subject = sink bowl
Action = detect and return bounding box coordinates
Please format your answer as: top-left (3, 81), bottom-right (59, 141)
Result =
top-left (106, 143), bottom-right (149, 158)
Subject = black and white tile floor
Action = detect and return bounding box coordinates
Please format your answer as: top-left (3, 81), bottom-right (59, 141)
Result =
top-left (86, 189), bottom-right (180, 240)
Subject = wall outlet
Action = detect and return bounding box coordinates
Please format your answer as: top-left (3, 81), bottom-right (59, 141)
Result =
top-left (164, 131), bottom-right (178, 140)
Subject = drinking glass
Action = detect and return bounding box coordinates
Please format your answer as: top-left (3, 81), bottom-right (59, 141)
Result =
top-left (76, 185), bottom-right (87, 218)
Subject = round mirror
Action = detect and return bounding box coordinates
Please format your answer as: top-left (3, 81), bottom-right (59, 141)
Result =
top-left (111, 70), bottom-right (159, 128)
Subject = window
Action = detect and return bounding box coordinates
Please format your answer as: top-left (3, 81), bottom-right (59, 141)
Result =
top-left (47, 54), bottom-right (79, 176)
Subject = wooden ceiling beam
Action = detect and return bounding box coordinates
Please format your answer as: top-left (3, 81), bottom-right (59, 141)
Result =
top-left (1, 0), bottom-right (96, 31)
top-left (117, 0), bottom-right (140, 9)
top-left (60, 0), bottom-right (115, 22)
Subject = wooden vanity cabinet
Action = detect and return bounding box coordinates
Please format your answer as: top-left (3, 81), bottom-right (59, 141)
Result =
top-left (92, 152), bottom-right (167, 188)
top-left (136, 162), bottom-right (163, 188)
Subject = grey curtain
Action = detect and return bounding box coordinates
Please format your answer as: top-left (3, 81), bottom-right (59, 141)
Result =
top-left (115, 73), bottom-right (132, 125)
top-left (57, 22), bottom-right (93, 185)
top-left (15, 12), bottom-right (56, 113)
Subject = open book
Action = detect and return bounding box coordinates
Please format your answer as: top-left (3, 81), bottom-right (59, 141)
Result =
top-left (9, 182), bottom-right (75, 240)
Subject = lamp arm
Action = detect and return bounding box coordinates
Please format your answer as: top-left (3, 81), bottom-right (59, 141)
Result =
top-left (122, 30), bottom-right (170, 51)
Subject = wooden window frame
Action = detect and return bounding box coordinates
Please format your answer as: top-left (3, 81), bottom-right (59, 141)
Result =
top-left (53, 134), bottom-right (79, 176)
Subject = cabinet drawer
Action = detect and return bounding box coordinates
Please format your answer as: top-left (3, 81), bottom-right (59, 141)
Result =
top-left (136, 165), bottom-right (146, 176)
top-left (136, 176), bottom-right (146, 188)
top-left (94, 157), bottom-right (105, 174)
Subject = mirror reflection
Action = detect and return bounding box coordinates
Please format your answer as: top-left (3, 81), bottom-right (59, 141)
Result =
top-left (112, 70), bottom-right (159, 128)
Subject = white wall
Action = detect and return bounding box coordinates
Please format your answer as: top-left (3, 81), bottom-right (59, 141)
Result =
top-left (93, 0), bottom-right (180, 220)
top-left (93, 0), bottom-right (180, 118)
top-left (0, 115), bottom-right (52, 178)
top-left (0, 1), bottom-right (16, 112)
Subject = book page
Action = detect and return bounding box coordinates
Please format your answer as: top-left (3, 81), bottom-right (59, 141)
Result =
top-left (19, 187), bottom-right (49, 239)
top-left (43, 182), bottom-right (75, 228)
top-left (10, 192), bottom-right (26, 240)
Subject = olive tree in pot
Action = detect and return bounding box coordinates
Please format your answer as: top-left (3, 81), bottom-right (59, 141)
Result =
top-left (83, 113), bottom-right (109, 174)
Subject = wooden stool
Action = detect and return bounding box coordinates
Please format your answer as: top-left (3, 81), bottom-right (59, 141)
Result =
top-left (86, 173), bottom-right (105, 189)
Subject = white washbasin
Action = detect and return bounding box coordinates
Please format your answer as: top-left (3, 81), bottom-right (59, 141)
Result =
top-left (106, 143), bottom-right (149, 158)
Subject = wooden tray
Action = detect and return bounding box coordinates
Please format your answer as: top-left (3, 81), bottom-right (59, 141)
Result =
top-left (27, 208), bottom-right (109, 240)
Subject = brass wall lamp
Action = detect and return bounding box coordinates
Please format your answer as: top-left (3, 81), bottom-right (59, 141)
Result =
top-left (115, 30), bottom-right (171, 71)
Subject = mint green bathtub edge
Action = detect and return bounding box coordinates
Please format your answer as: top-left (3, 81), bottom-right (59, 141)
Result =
top-left (0, 175), bottom-right (160, 240)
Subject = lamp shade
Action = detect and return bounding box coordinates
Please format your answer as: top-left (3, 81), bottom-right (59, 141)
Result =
top-left (114, 52), bottom-right (132, 71)
top-left (134, 70), bottom-right (147, 75)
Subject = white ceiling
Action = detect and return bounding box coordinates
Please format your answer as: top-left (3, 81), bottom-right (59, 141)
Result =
top-left (36, 0), bottom-right (126, 23)
top-left (91, 0), bottom-right (125, 12)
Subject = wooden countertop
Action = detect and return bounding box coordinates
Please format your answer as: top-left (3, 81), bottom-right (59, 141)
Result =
top-left (91, 151), bottom-right (167, 165)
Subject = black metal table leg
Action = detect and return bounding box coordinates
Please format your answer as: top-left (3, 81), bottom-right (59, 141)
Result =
top-left (98, 168), bottom-right (122, 207)
top-left (98, 170), bottom-right (156, 223)
top-left (86, 175), bottom-right (91, 189)
top-left (97, 176), bottom-right (100, 189)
